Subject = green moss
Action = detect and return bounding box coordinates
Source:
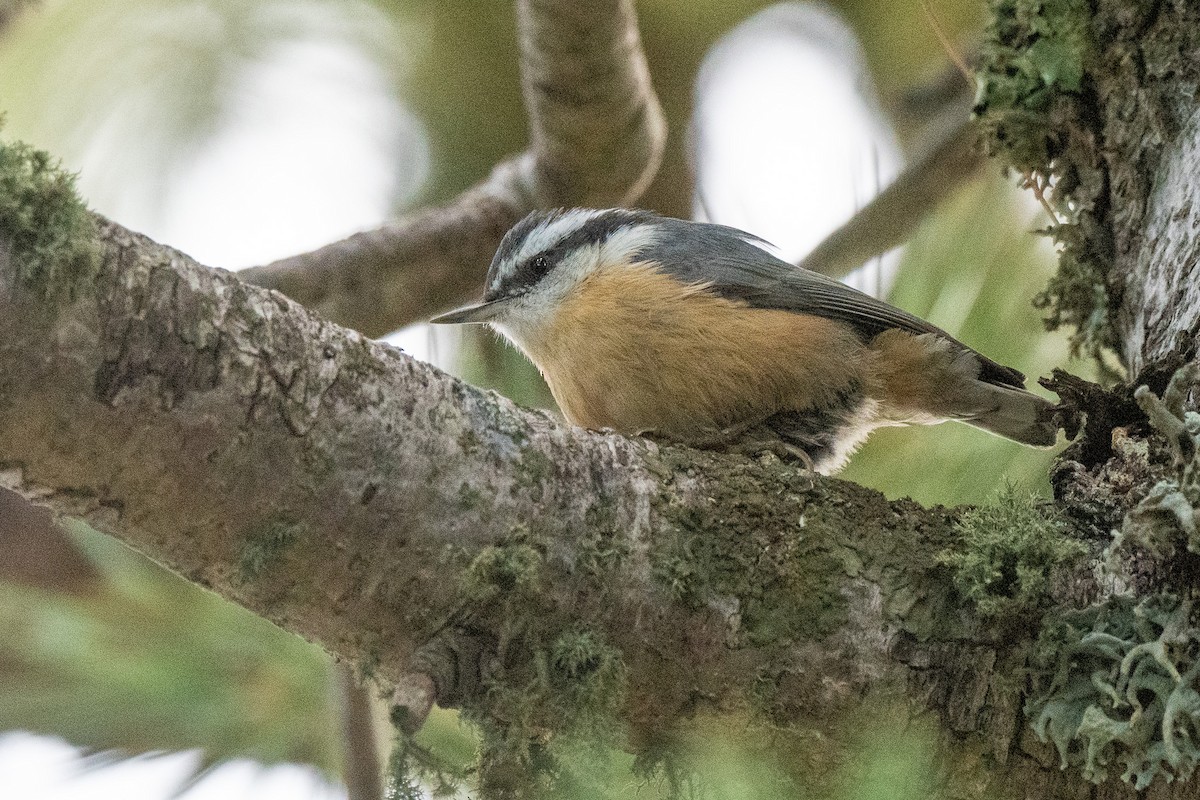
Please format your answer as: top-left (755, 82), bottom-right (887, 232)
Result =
top-left (461, 624), bottom-right (628, 800)
top-left (1031, 221), bottom-right (1117, 370)
top-left (549, 628), bottom-right (626, 721)
top-left (652, 451), bottom-right (850, 650)
top-left (975, 0), bottom-right (1117, 367)
top-left (655, 503), bottom-right (846, 647)
top-left (385, 728), bottom-right (470, 800)
top-left (975, 0), bottom-right (1092, 155)
top-left (457, 481), bottom-right (485, 511)
top-left (465, 541), bottom-right (543, 595)
top-left (1027, 593), bottom-right (1200, 789)
top-left (238, 516), bottom-right (306, 582)
top-left (575, 499), bottom-right (631, 577)
top-left (0, 129), bottom-right (99, 302)
top-left (458, 428), bottom-right (482, 455)
top-left (514, 447), bottom-right (554, 494)
top-left (430, 539), bottom-right (632, 798)
top-left (939, 486), bottom-right (1087, 618)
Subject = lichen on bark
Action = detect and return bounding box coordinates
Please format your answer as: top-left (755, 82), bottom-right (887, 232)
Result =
top-left (1026, 368), bottom-right (1200, 790)
top-left (976, 0), bottom-right (1200, 378)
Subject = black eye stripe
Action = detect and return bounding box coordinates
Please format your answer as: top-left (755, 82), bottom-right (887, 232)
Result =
top-left (504, 253), bottom-right (555, 294)
top-left (485, 208), bottom-right (658, 300)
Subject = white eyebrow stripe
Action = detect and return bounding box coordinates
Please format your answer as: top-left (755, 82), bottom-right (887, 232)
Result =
top-left (516, 209), bottom-right (606, 261)
top-left (490, 209), bottom-right (607, 292)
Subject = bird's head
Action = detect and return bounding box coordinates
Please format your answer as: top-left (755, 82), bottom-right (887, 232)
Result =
top-left (430, 208), bottom-right (662, 340)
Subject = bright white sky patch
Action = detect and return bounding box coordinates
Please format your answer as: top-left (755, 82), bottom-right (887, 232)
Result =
top-left (691, 2), bottom-right (903, 296)
top-left (82, 36), bottom-right (426, 271)
top-left (0, 733), bottom-right (344, 800)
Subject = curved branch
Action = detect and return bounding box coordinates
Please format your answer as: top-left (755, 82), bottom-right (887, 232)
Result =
top-left (238, 0), bottom-right (666, 337)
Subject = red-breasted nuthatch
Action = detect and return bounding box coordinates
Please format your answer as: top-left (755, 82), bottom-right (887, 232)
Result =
top-left (431, 209), bottom-right (1057, 473)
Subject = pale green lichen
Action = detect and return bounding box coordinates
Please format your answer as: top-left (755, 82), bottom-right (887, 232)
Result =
top-left (1027, 366), bottom-right (1200, 789)
top-left (0, 128), bottom-right (99, 302)
top-left (1027, 594), bottom-right (1200, 789)
top-left (1111, 364), bottom-right (1200, 559)
top-left (940, 486), bottom-right (1087, 618)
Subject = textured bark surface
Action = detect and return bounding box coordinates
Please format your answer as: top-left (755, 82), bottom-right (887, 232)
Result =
top-left (0, 217), bottom-right (949, 718)
top-left (1089, 0), bottom-right (1200, 375)
top-left (0, 213), bottom-right (1186, 799)
top-left (239, 0), bottom-right (665, 337)
top-left (1120, 107), bottom-right (1200, 374)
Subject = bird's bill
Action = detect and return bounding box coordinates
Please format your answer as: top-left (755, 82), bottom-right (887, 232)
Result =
top-left (429, 297), bottom-right (513, 324)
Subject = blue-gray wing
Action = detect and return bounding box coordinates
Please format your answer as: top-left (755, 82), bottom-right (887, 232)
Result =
top-left (639, 217), bottom-right (1026, 389)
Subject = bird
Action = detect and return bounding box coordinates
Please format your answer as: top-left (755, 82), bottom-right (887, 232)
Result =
top-left (430, 208), bottom-right (1058, 474)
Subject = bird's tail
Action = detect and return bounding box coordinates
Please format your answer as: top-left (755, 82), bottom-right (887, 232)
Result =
top-left (961, 382), bottom-right (1057, 446)
top-left (870, 331), bottom-right (1059, 447)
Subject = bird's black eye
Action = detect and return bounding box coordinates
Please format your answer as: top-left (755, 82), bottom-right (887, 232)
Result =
top-left (532, 255), bottom-right (550, 273)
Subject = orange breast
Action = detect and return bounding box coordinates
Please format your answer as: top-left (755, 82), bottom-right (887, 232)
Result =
top-left (517, 262), bottom-right (871, 439)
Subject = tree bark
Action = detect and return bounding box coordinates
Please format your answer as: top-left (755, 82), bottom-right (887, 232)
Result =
top-left (1086, 0), bottom-right (1200, 375)
top-left (0, 210), bottom-right (1189, 799)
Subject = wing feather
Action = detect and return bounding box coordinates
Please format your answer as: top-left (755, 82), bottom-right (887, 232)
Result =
top-left (639, 217), bottom-right (1026, 389)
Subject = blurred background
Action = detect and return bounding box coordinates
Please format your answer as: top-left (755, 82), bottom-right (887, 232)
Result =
top-left (0, 0), bottom-right (1081, 797)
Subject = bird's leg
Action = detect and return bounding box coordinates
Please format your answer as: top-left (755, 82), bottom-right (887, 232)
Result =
top-left (640, 417), bottom-right (767, 450)
top-left (723, 436), bottom-right (816, 488)
top-left (641, 420), bottom-right (817, 487)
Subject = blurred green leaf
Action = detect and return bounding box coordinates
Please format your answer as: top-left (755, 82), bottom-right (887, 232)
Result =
top-left (0, 523), bottom-right (339, 775)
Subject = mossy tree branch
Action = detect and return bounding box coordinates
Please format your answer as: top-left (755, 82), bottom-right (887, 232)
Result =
top-left (0, 198), bottom-right (1192, 797)
top-left (976, 0), bottom-right (1200, 377)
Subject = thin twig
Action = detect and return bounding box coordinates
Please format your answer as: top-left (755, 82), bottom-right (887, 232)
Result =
top-left (339, 665), bottom-right (383, 800)
top-left (921, 0), bottom-right (973, 86)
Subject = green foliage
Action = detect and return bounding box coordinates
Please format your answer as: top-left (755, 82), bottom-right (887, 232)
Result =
top-left (940, 486), bottom-right (1086, 617)
top-left (1027, 594), bottom-right (1200, 789)
top-left (0, 523), bottom-right (337, 775)
top-left (0, 126), bottom-right (98, 302)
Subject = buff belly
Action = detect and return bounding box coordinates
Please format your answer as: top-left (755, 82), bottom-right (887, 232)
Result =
top-left (511, 263), bottom-right (879, 472)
